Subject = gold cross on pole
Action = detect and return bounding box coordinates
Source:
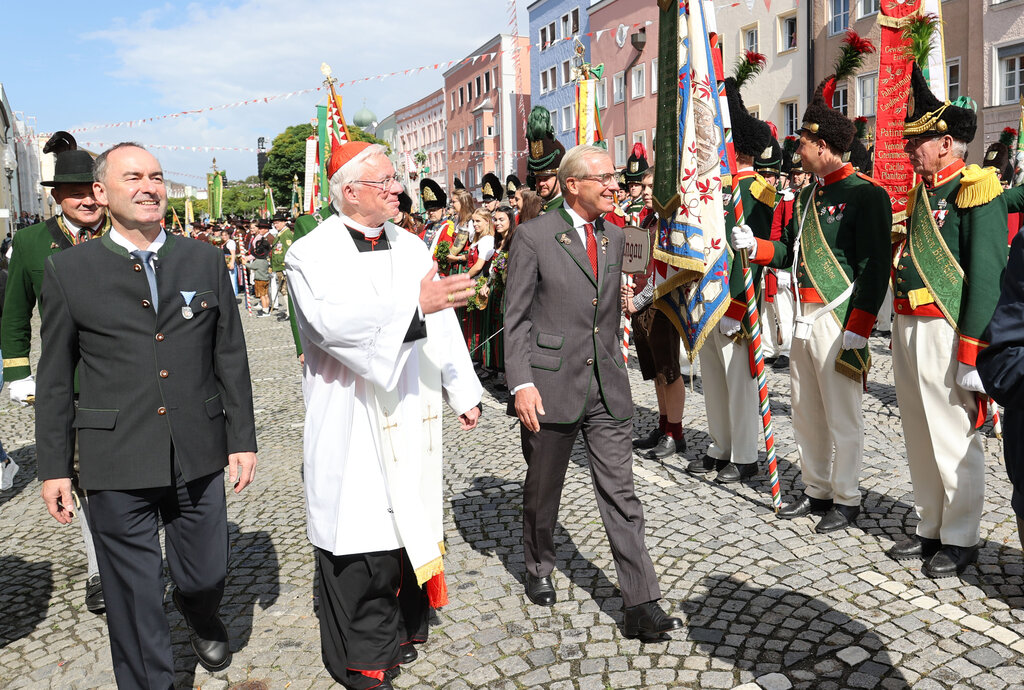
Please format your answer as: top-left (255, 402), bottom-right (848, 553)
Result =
top-left (422, 405), bottom-right (439, 452)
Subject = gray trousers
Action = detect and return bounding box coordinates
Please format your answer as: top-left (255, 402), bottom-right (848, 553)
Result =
top-left (520, 383), bottom-right (660, 607)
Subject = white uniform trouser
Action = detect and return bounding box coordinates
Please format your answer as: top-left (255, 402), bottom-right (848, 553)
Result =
top-left (700, 327), bottom-right (760, 465)
top-left (875, 286), bottom-right (893, 334)
top-left (762, 284), bottom-right (794, 358)
top-left (892, 314), bottom-right (984, 547)
top-left (791, 302), bottom-right (864, 506)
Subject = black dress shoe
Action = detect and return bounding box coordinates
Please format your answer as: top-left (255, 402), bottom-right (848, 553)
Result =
top-left (399, 644), bottom-right (418, 664)
top-left (715, 462), bottom-right (757, 484)
top-left (173, 589), bottom-right (231, 672)
top-left (923, 544), bottom-right (979, 578)
top-left (645, 434), bottom-right (684, 459)
top-left (772, 355), bottom-right (790, 370)
top-left (623, 601), bottom-right (683, 642)
top-left (525, 574), bottom-right (556, 607)
top-left (85, 574), bottom-right (105, 613)
top-left (764, 356), bottom-right (778, 365)
top-left (633, 427), bottom-right (662, 450)
top-left (887, 535), bottom-right (942, 561)
top-left (777, 494), bottom-right (833, 519)
top-left (686, 454), bottom-right (729, 476)
top-left (815, 504), bottom-right (860, 533)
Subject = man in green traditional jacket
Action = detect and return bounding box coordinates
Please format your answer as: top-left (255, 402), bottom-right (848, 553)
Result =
top-left (3, 133), bottom-right (110, 613)
top-left (734, 79), bottom-right (892, 533)
top-left (269, 210), bottom-right (294, 314)
top-left (885, 64), bottom-right (1009, 578)
top-left (687, 77), bottom-right (776, 485)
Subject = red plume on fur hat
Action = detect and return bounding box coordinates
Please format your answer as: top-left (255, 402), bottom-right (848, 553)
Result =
top-left (824, 30), bottom-right (875, 104)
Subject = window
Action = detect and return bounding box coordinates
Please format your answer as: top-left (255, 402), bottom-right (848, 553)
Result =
top-left (631, 63), bottom-right (646, 99)
top-left (748, 106), bottom-right (760, 119)
top-left (562, 60), bottom-right (572, 86)
top-left (783, 101), bottom-right (800, 136)
top-left (562, 105), bottom-right (573, 132)
top-left (550, 110), bottom-right (557, 130)
top-left (459, 129), bottom-right (464, 148)
top-left (744, 26), bottom-right (759, 54)
top-left (467, 123), bottom-right (474, 142)
top-left (452, 134), bottom-right (457, 149)
top-left (651, 58), bottom-right (659, 94)
top-left (1000, 43), bottom-right (1024, 104)
top-left (459, 87), bottom-right (464, 107)
top-left (947, 58), bottom-right (961, 101)
top-left (475, 115), bottom-right (483, 141)
top-left (596, 78), bottom-right (608, 109)
top-left (541, 67), bottom-right (557, 93)
top-left (451, 92), bottom-right (455, 111)
top-left (832, 83), bottom-right (848, 116)
top-left (486, 124), bottom-right (494, 137)
top-left (632, 131), bottom-right (647, 150)
top-left (780, 14), bottom-right (798, 52)
top-left (859, 0), bottom-right (880, 17)
top-left (830, 0), bottom-right (850, 35)
top-left (475, 76), bottom-right (481, 98)
top-left (540, 21), bottom-right (556, 49)
top-left (613, 71), bottom-right (625, 104)
top-left (614, 135), bottom-right (627, 167)
top-left (858, 72), bottom-right (877, 116)
top-left (560, 8), bottom-right (579, 38)
top-left (484, 71), bottom-right (491, 93)
top-left (476, 163), bottom-right (482, 183)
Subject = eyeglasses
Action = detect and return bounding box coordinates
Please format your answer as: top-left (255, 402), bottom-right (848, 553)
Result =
top-left (351, 175), bottom-right (401, 193)
top-left (574, 173), bottom-right (618, 186)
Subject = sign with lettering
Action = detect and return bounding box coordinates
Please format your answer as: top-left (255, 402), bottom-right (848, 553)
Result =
top-left (622, 225), bottom-right (651, 275)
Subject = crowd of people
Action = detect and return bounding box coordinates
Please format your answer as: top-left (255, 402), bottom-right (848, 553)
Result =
top-left (5, 44), bottom-right (1024, 689)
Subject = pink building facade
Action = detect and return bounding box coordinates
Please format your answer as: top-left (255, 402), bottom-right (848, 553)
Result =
top-left (588, 0), bottom-right (659, 171)
top-left (394, 89), bottom-right (446, 191)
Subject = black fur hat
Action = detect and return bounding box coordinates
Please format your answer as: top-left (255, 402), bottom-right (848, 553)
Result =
top-left (725, 77), bottom-right (772, 158)
top-left (481, 172), bottom-right (504, 201)
top-left (800, 79), bottom-right (856, 154)
top-left (419, 178), bottom-right (447, 211)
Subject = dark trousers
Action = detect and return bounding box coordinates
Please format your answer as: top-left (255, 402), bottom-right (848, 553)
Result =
top-left (316, 547), bottom-right (429, 690)
top-left (521, 383), bottom-right (661, 607)
top-left (87, 470), bottom-right (228, 690)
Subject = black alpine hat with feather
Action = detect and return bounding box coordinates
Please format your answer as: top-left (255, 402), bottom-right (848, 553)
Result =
top-left (41, 130), bottom-right (95, 187)
top-left (526, 106), bottom-right (565, 177)
top-left (903, 62), bottom-right (977, 142)
top-left (800, 30), bottom-right (874, 154)
top-left (623, 143), bottom-right (650, 182)
top-left (781, 136), bottom-right (802, 175)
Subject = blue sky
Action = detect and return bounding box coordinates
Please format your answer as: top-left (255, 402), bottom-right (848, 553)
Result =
top-left (3, 0), bottom-right (529, 184)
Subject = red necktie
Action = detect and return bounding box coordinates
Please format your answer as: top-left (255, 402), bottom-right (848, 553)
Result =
top-left (584, 222), bottom-right (598, 277)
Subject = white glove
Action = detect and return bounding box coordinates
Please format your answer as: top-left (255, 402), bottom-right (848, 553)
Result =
top-left (776, 270), bottom-right (792, 289)
top-left (841, 330), bottom-right (868, 351)
top-left (731, 225), bottom-right (756, 259)
top-left (956, 362), bottom-right (986, 394)
top-left (719, 316), bottom-right (742, 337)
top-left (9, 376), bottom-right (35, 406)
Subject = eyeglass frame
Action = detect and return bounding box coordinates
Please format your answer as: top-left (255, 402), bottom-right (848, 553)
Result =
top-left (349, 175), bottom-right (402, 194)
top-left (571, 173), bottom-right (619, 187)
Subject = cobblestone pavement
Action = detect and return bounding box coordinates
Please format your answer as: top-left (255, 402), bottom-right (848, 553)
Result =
top-left (1, 307), bottom-right (1023, 689)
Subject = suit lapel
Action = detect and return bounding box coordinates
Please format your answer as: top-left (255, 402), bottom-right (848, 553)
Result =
top-left (555, 219), bottom-right (597, 288)
top-left (595, 218), bottom-right (608, 290)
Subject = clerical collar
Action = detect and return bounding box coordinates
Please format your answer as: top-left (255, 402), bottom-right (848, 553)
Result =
top-left (109, 227), bottom-right (166, 254)
top-left (339, 213), bottom-right (384, 240)
top-left (819, 163), bottom-right (855, 187)
top-left (925, 159), bottom-right (965, 190)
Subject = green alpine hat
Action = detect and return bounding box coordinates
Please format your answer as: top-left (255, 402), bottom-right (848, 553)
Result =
top-left (41, 150), bottom-right (95, 187)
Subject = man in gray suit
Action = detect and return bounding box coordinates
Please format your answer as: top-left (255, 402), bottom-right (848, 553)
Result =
top-left (36, 143), bottom-right (258, 688)
top-left (504, 145), bottom-right (682, 641)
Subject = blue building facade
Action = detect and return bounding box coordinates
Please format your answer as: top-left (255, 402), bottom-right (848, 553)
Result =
top-left (527, 0), bottom-right (593, 151)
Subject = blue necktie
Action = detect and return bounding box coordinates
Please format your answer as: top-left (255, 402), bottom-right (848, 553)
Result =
top-left (133, 250), bottom-right (158, 312)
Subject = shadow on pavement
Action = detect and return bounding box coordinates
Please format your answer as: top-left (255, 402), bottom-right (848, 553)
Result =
top-left (0, 556), bottom-right (53, 649)
top-left (681, 574), bottom-right (907, 688)
top-left (451, 476), bottom-right (623, 616)
top-left (172, 523), bottom-right (280, 685)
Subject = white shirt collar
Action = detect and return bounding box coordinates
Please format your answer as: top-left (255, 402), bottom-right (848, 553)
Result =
top-left (109, 227), bottom-right (167, 254)
top-left (61, 215), bottom-right (102, 236)
top-left (563, 204), bottom-right (596, 229)
top-left (338, 213), bottom-right (385, 240)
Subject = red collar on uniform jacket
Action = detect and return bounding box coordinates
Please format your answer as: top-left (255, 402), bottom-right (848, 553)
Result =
top-left (733, 169), bottom-right (756, 182)
top-left (925, 159), bottom-right (965, 190)
top-left (819, 163), bottom-right (855, 187)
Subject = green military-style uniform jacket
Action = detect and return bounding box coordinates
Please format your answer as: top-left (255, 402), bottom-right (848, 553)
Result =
top-left (622, 196), bottom-right (645, 226)
top-left (723, 170), bottom-right (777, 329)
top-left (1004, 185), bottom-right (1024, 213)
top-left (892, 160), bottom-right (1009, 365)
top-left (288, 203), bottom-right (336, 357)
top-left (270, 228), bottom-right (294, 273)
top-left (542, 194), bottom-right (564, 214)
top-left (753, 163), bottom-right (892, 378)
top-left (2, 216), bottom-right (109, 381)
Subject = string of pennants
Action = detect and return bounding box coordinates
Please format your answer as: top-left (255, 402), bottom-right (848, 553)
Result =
top-left (20, 18), bottom-right (661, 141)
top-left (76, 142), bottom-right (258, 152)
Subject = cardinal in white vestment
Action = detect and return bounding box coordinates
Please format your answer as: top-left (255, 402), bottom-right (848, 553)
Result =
top-left (286, 141), bottom-right (481, 690)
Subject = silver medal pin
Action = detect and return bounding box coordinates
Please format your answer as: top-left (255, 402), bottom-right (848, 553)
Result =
top-left (181, 305), bottom-right (194, 320)
top-left (180, 290), bottom-right (197, 320)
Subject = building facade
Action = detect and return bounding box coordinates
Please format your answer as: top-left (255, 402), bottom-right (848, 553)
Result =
top-left (588, 0), bottom-right (658, 169)
top-left (981, 0), bottom-right (1024, 148)
top-left (528, 0), bottom-right (596, 150)
top-left (717, 1), bottom-right (809, 139)
top-left (442, 34), bottom-right (531, 195)
top-left (394, 89), bottom-right (447, 194)
top-left (0, 85), bottom-right (20, 238)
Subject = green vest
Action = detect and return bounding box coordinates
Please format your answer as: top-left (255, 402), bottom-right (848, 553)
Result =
top-left (270, 229), bottom-right (294, 272)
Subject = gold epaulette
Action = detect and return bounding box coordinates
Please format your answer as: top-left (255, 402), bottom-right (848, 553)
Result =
top-left (750, 174), bottom-right (777, 208)
top-left (957, 164), bottom-right (1003, 209)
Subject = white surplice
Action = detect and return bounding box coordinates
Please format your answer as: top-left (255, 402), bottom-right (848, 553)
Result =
top-left (286, 213), bottom-right (481, 576)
